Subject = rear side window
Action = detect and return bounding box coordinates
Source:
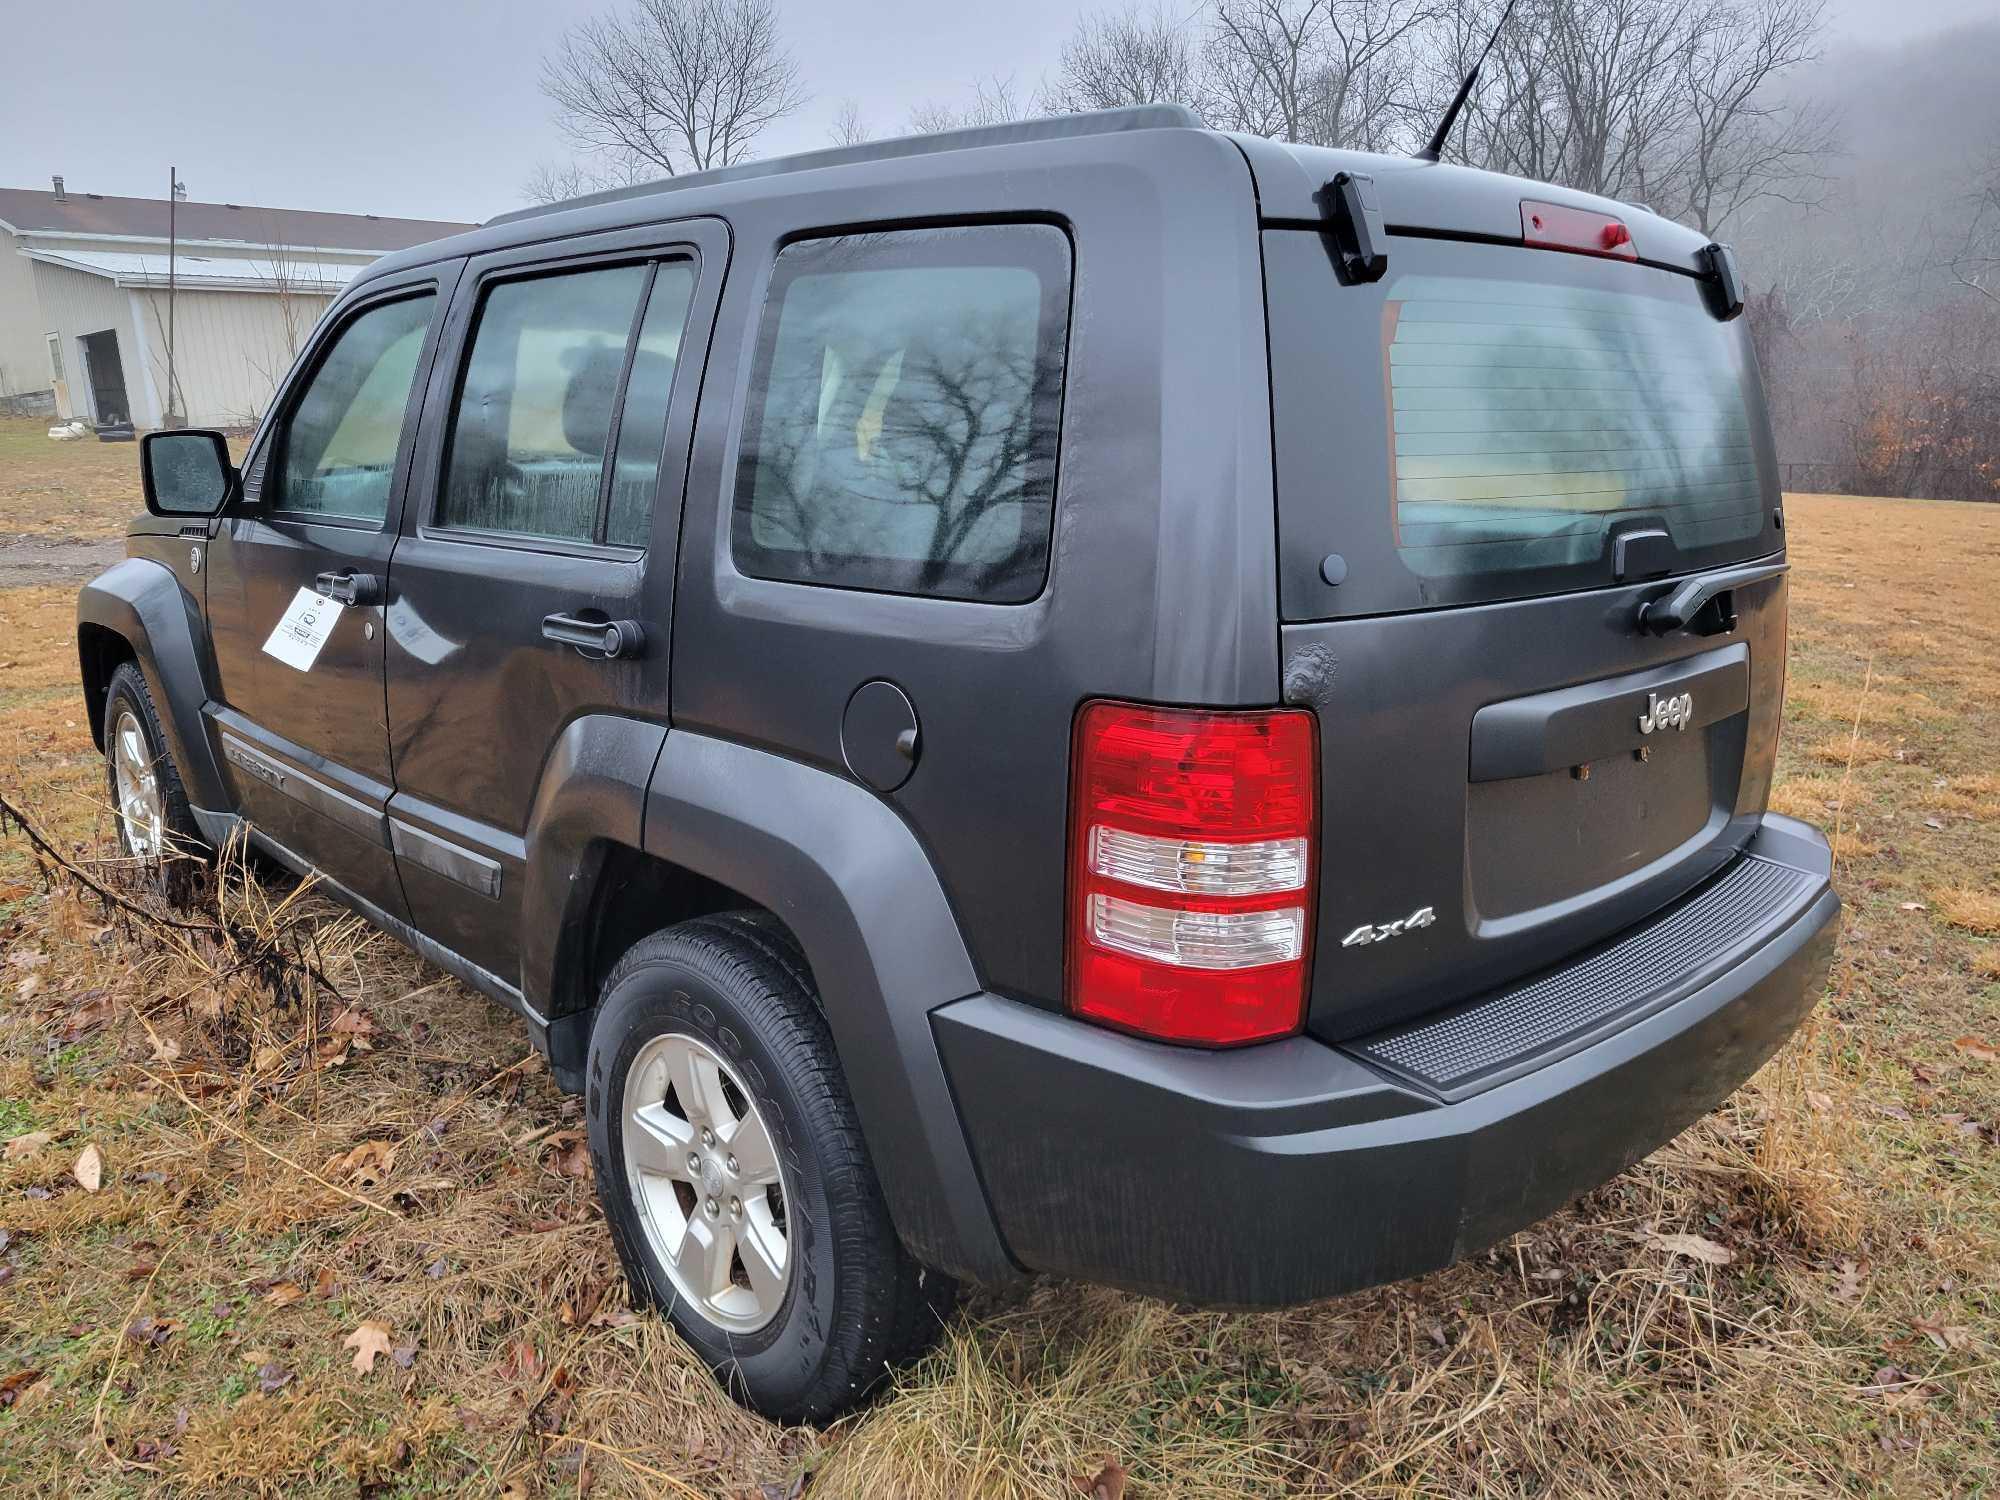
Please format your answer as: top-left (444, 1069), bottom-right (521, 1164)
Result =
top-left (438, 260), bottom-right (695, 547)
top-left (271, 293), bottom-right (434, 523)
top-left (732, 224), bottom-right (1071, 603)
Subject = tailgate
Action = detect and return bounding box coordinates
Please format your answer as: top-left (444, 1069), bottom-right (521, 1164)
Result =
top-left (1260, 214), bottom-right (1787, 1041)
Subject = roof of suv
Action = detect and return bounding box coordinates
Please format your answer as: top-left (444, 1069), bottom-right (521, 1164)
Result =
top-left (363, 103), bottom-right (1713, 287)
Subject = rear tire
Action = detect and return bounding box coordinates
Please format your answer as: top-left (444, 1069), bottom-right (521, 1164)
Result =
top-left (584, 914), bottom-right (946, 1421)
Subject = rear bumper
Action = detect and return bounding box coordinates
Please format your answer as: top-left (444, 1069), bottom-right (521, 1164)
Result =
top-left (933, 814), bottom-right (1839, 1306)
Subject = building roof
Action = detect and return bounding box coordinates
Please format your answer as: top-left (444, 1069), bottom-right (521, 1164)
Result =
top-left (0, 184), bottom-right (472, 254)
top-left (23, 246), bottom-right (364, 293)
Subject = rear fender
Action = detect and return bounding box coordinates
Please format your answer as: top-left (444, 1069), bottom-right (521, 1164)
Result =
top-left (640, 730), bottom-right (1017, 1284)
top-left (76, 558), bottom-right (228, 812)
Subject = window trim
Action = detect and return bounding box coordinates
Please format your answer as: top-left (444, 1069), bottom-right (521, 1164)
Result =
top-left (727, 219), bottom-right (1076, 606)
top-left (424, 250), bottom-right (700, 555)
top-left (262, 284), bottom-right (442, 532)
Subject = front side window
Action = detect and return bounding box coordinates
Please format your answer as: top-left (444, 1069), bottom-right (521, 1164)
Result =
top-left (732, 224), bottom-right (1072, 603)
top-left (439, 263), bottom-right (677, 544)
top-left (271, 293), bottom-right (434, 523)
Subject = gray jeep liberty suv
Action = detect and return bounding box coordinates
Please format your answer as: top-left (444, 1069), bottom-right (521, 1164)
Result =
top-left (79, 106), bottom-right (1840, 1421)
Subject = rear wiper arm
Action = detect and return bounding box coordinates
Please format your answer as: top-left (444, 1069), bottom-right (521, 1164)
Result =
top-left (1637, 563), bottom-right (1785, 636)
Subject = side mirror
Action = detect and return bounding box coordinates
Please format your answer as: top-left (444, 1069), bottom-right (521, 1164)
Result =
top-left (140, 429), bottom-right (236, 518)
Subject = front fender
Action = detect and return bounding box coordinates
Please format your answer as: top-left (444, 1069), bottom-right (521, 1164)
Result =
top-left (642, 731), bottom-right (1018, 1285)
top-left (76, 558), bottom-right (228, 812)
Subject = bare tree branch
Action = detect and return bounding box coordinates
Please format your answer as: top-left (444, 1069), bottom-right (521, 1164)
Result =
top-left (1040, 5), bottom-right (1205, 115)
top-left (538, 0), bottom-right (807, 183)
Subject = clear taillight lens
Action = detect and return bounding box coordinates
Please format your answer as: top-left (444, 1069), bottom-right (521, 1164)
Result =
top-left (1089, 894), bottom-right (1306, 969)
top-left (1089, 827), bottom-right (1307, 896)
top-left (1066, 702), bottom-right (1317, 1046)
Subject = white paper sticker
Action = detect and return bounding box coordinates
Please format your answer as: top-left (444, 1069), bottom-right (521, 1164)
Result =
top-left (261, 586), bottom-right (344, 672)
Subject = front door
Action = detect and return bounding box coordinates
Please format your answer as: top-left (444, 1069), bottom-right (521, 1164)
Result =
top-left (383, 222), bottom-right (723, 983)
top-left (80, 330), bottom-right (129, 424)
top-left (202, 264), bottom-right (461, 918)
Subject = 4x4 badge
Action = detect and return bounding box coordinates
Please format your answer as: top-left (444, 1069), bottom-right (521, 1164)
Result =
top-left (1341, 905), bottom-right (1437, 948)
top-left (1639, 690), bottom-right (1694, 734)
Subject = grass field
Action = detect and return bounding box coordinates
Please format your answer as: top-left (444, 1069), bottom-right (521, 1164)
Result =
top-left (1, 418), bottom-right (1995, 1497)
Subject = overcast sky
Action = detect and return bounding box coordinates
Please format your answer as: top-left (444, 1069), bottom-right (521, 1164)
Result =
top-left (2, 0), bottom-right (1993, 226)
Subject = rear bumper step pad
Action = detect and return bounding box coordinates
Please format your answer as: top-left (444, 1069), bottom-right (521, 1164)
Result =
top-left (1347, 853), bottom-right (1819, 1101)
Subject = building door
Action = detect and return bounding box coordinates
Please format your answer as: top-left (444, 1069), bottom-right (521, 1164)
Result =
top-left (45, 334), bottom-right (71, 417)
top-left (79, 330), bottom-right (130, 424)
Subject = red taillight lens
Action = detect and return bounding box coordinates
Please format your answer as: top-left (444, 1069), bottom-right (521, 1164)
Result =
top-left (1066, 702), bottom-right (1317, 1046)
top-left (1520, 199), bottom-right (1638, 260)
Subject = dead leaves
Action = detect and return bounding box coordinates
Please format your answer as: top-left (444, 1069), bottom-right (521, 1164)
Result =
top-left (1645, 1231), bottom-right (1735, 1267)
top-left (542, 1129), bottom-right (592, 1181)
top-left (263, 1281), bottom-right (306, 1309)
top-left (1952, 1036), bottom-right (1998, 1064)
top-left (0, 1367), bottom-right (45, 1409)
top-left (322, 1139), bottom-right (397, 1191)
top-left (342, 1320), bottom-right (396, 1376)
top-left (3, 1129), bottom-right (54, 1161)
top-left (73, 1143), bottom-right (102, 1193)
top-left (1909, 1314), bottom-right (1973, 1352)
top-left (1072, 1458), bottom-right (1129, 1500)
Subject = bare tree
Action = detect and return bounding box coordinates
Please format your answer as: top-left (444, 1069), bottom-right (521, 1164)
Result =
top-left (540, 0), bottom-right (807, 180)
top-left (1673, 0), bottom-right (1838, 233)
top-left (1943, 137), bottom-right (2000, 307)
top-left (1040, 6), bottom-right (1205, 115)
top-left (1204, 0), bottom-right (1436, 148)
top-left (828, 98), bottom-right (873, 146)
top-left (1426, 0), bottom-right (1833, 233)
top-left (522, 152), bottom-right (659, 205)
top-left (908, 75), bottom-right (1027, 135)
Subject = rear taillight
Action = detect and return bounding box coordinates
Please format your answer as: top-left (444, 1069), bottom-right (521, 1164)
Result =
top-left (1521, 199), bottom-right (1638, 260)
top-left (1066, 702), bottom-right (1317, 1046)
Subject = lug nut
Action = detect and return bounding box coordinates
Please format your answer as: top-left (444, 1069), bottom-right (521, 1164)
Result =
top-left (700, 1128), bottom-right (715, 1147)
top-left (687, 1152), bottom-right (701, 1173)
top-left (705, 1197), bottom-right (718, 1217)
top-left (726, 1155), bottom-right (738, 1174)
top-left (729, 1196), bottom-right (742, 1218)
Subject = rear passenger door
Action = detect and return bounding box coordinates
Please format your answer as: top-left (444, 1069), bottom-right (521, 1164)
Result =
top-left (383, 221), bottom-right (723, 985)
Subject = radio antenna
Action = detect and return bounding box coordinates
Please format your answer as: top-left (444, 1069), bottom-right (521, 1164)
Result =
top-left (1414, 0), bottom-right (1519, 163)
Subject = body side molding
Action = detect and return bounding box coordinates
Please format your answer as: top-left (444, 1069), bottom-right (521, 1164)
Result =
top-left (642, 730), bottom-right (1018, 1285)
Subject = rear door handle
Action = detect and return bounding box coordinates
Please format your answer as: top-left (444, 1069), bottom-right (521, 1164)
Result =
top-left (542, 612), bottom-right (646, 660)
top-left (313, 571), bottom-right (382, 606)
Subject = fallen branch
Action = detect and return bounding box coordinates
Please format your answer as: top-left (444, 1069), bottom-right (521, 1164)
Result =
top-left (0, 791), bottom-right (350, 1003)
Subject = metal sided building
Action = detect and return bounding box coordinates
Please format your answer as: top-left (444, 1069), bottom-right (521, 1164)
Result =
top-left (0, 180), bottom-right (470, 429)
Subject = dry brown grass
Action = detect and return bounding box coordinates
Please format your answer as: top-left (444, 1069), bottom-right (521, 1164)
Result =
top-left (0, 418), bottom-right (151, 541)
top-left (2, 481), bottom-right (1997, 1497)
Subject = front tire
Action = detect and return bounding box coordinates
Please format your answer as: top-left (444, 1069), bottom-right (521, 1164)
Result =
top-left (584, 915), bottom-right (943, 1422)
top-left (102, 662), bottom-right (200, 864)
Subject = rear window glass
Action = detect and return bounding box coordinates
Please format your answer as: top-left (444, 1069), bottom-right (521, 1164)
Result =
top-left (1386, 276), bottom-right (1763, 578)
top-left (1265, 235), bottom-right (1779, 620)
top-left (731, 224), bottom-right (1071, 603)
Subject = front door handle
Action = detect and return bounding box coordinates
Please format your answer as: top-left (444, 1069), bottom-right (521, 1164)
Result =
top-left (542, 612), bottom-right (647, 660)
top-left (314, 571), bottom-right (382, 606)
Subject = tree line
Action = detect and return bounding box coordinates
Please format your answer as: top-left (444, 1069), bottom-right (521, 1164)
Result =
top-left (526, 0), bottom-right (2000, 503)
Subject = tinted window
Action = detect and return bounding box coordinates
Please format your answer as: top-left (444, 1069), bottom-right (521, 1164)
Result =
top-left (606, 264), bottom-right (697, 548)
top-left (1264, 235), bottom-right (1779, 619)
top-left (272, 293), bottom-right (434, 522)
top-left (439, 265), bottom-right (649, 542)
top-left (1386, 275), bottom-right (1764, 578)
top-left (732, 224), bottom-right (1071, 602)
